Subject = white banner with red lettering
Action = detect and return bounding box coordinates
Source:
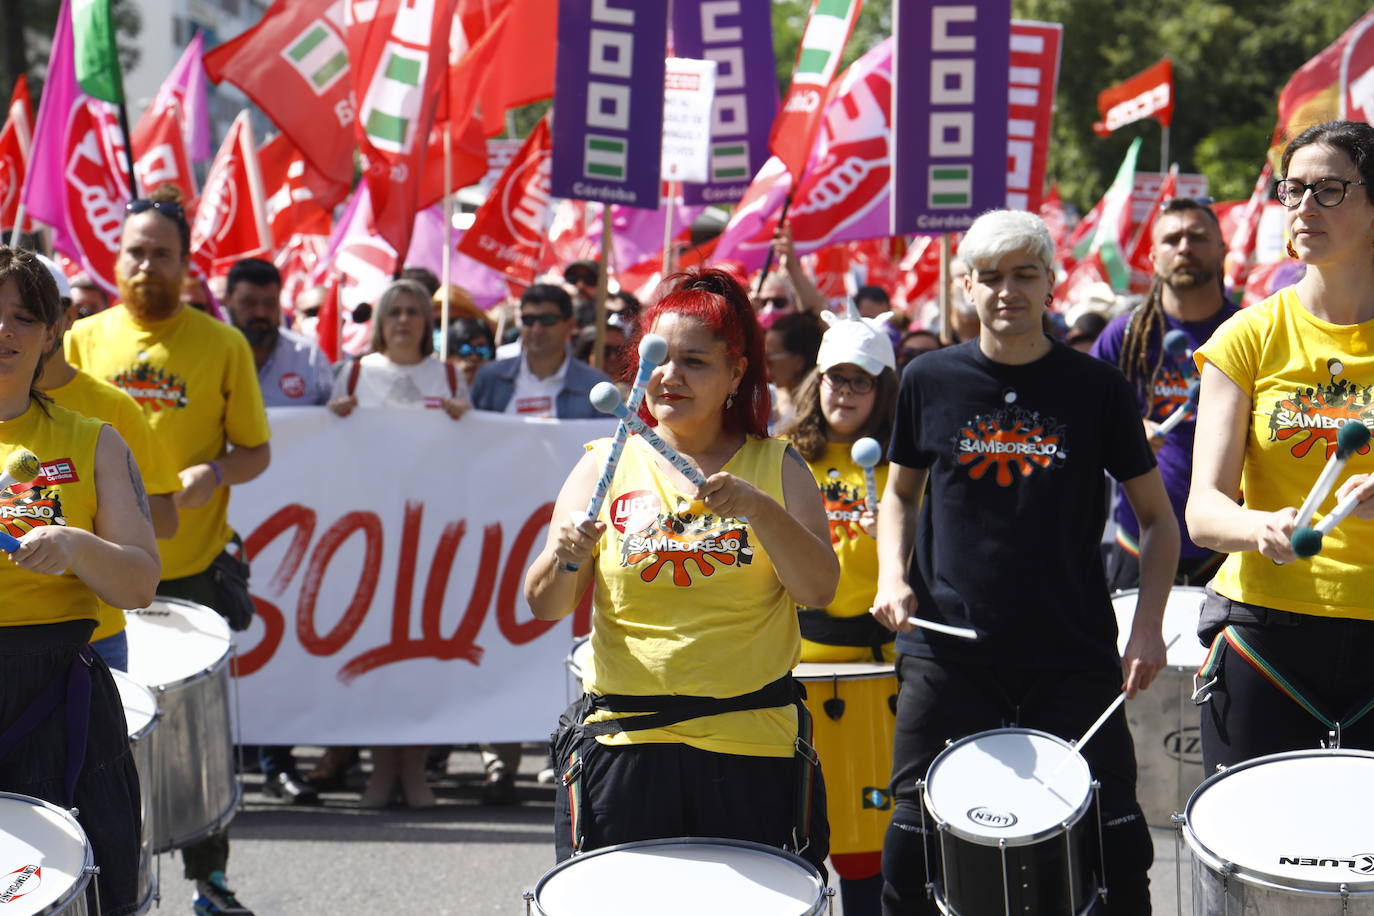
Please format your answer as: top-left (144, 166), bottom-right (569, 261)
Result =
top-left (227, 408), bottom-right (614, 744)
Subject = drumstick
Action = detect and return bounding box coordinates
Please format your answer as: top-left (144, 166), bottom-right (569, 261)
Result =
top-left (564, 335), bottom-right (668, 572)
top-left (1291, 488), bottom-right (1366, 558)
top-left (1151, 380), bottom-right (1200, 438)
top-left (1294, 421), bottom-right (1370, 530)
top-left (901, 616), bottom-right (979, 641)
top-left (850, 437), bottom-right (882, 514)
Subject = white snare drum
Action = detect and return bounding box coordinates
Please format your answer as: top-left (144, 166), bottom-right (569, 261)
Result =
top-left (110, 670), bottom-right (159, 913)
top-left (922, 728), bottom-right (1102, 915)
top-left (0, 792), bottom-right (95, 915)
top-left (565, 637), bottom-right (593, 702)
top-left (1112, 585), bottom-right (1208, 826)
top-left (525, 838), bottom-right (833, 915)
top-left (124, 598), bottom-right (240, 852)
top-left (1181, 749), bottom-right (1374, 914)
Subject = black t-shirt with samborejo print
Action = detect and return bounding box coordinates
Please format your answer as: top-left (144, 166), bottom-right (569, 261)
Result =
top-left (888, 338), bottom-right (1157, 671)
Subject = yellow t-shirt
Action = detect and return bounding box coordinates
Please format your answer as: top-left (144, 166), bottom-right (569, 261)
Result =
top-left (66, 304), bottom-right (270, 579)
top-left (0, 403), bottom-right (103, 627)
top-left (799, 441), bottom-right (893, 663)
top-left (586, 434), bottom-right (800, 757)
top-left (1196, 286), bottom-right (1374, 619)
top-left (47, 369), bottom-right (184, 640)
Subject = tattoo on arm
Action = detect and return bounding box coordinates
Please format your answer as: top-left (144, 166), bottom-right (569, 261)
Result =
top-left (126, 449), bottom-right (152, 523)
top-left (784, 445), bottom-right (810, 474)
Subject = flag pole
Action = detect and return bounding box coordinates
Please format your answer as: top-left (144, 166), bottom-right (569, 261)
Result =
top-left (662, 180), bottom-right (676, 276)
top-left (754, 193), bottom-right (793, 297)
top-left (593, 203), bottom-right (611, 370)
top-left (7, 205), bottom-right (25, 248)
top-left (116, 102), bottom-right (138, 199)
top-left (937, 234), bottom-right (952, 345)
top-left (1160, 123), bottom-right (1170, 176)
top-left (440, 126), bottom-right (453, 360)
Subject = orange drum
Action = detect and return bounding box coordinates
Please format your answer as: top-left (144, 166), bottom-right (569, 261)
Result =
top-left (794, 662), bottom-right (897, 857)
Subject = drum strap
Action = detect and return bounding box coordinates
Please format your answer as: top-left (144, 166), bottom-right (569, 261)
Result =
top-left (578, 674), bottom-right (796, 737)
top-left (0, 646), bottom-right (93, 805)
top-left (1198, 626), bottom-right (1374, 731)
top-left (797, 608), bottom-right (893, 661)
top-left (789, 693), bottom-right (819, 856)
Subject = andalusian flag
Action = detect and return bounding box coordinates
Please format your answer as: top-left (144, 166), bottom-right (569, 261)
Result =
top-left (71, 0), bottom-right (125, 104)
top-left (1073, 137), bottom-right (1142, 292)
top-left (769, 0), bottom-right (863, 183)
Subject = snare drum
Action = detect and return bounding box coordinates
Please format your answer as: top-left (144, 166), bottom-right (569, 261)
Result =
top-left (1112, 586), bottom-right (1208, 826)
top-left (110, 670), bottom-right (159, 914)
top-left (525, 838), bottom-right (833, 915)
top-left (124, 598), bottom-right (240, 852)
top-left (1181, 749), bottom-right (1374, 914)
top-left (793, 662), bottom-right (896, 857)
top-left (921, 728), bottom-right (1102, 915)
top-left (0, 792), bottom-right (95, 915)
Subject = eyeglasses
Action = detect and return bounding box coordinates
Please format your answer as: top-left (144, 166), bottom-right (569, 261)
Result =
top-left (126, 198), bottom-right (187, 223)
top-left (822, 371), bottom-right (875, 394)
top-left (566, 273), bottom-right (597, 285)
top-left (520, 312), bottom-right (565, 327)
top-left (1274, 178), bottom-right (1368, 209)
top-left (756, 297), bottom-right (791, 311)
top-left (454, 343), bottom-right (494, 359)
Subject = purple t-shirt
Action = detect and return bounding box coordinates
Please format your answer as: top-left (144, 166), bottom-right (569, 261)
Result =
top-left (1090, 302), bottom-right (1238, 557)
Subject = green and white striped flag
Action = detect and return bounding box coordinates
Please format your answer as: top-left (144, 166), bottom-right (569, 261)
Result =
top-left (769, 0), bottom-right (863, 182)
top-left (1075, 137), bottom-right (1142, 291)
top-left (72, 0), bottom-right (125, 104)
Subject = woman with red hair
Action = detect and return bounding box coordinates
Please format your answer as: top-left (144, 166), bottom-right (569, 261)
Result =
top-left (526, 268), bottom-right (838, 869)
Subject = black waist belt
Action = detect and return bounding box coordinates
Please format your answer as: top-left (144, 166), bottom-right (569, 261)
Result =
top-left (580, 674), bottom-right (796, 738)
top-left (798, 608), bottom-right (893, 655)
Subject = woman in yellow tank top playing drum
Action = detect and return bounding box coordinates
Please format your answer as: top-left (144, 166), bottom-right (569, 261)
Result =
top-left (526, 268), bottom-right (839, 874)
top-left (0, 247), bottom-right (161, 915)
top-left (783, 304), bottom-right (901, 915)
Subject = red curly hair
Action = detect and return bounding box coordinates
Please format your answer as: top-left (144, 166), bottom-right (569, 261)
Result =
top-left (621, 268), bottom-right (770, 438)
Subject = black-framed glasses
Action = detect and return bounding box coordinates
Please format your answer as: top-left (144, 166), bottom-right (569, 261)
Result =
top-left (454, 343), bottom-right (494, 359)
top-left (756, 296), bottom-right (791, 310)
top-left (126, 198), bottom-right (187, 223)
top-left (1274, 178), bottom-right (1367, 209)
top-left (822, 371), bottom-right (875, 394)
top-left (520, 312), bottom-right (564, 327)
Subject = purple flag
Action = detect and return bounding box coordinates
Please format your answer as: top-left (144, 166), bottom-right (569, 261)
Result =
top-left (550, 0), bottom-right (667, 209)
top-left (408, 206), bottom-right (512, 308)
top-left (891, 0), bottom-right (1010, 233)
top-left (671, 0), bottom-right (778, 207)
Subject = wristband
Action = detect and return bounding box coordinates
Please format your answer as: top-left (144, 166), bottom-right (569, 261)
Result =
top-left (208, 461), bottom-right (223, 486)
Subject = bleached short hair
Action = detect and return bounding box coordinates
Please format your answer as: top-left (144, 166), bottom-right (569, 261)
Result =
top-left (958, 210), bottom-right (1055, 273)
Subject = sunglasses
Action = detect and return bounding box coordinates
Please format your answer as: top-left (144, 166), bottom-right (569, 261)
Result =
top-left (454, 343), bottom-right (494, 359)
top-left (126, 198), bottom-right (187, 223)
top-left (757, 296), bottom-right (791, 311)
top-left (520, 312), bottom-right (565, 327)
top-left (567, 273), bottom-right (597, 285)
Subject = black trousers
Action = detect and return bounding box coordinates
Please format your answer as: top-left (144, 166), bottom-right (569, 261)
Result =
top-left (1200, 615), bottom-right (1374, 772)
top-left (881, 655), bottom-right (1153, 915)
top-left (553, 735), bottom-right (830, 878)
top-left (0, 621), bottom-right (143, 916)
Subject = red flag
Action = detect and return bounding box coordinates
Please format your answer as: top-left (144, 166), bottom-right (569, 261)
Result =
top-left (203, 0), bottom-right (357, 189)
top-left (417, 114), bottom-right (488, 209)
top-left (0, 75), bottom-right (34, 233)
top-left (769, 0), bottom-right (863, 183)
top-left (190, 112), bottom-right (271, 279)
top-left (132, 32), bottom-right (213, 163)
top-left (132, 97), bottom-right (197, 209)
top-left (456, 117), bottom-right (551, 286)
top-left (1125, 166), bottom-right (1177, 291)
top-left (1270, 10), bottom-right (1374, 157)
top-left (318, 281), bottom-right (342, 362)
top-left (1039, 183), bottom-right (1068, 252)
top-left (1224, 162), bottom-right (1274, 292)
top-left (260, 132), bottom-right (336, 241)
top-left (476, 0), bottom-right (555, 137)
top-left (346, 0), bottom-right (461, 260)
top-left (1093, 58), bottom-right (1173, 136)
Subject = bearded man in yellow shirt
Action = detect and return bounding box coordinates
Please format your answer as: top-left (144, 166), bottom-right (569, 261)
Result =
top-left (66, 186), bottom-right (271, 916)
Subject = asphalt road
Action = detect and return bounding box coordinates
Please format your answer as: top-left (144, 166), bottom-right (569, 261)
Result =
top-left (146, 747), bottom-right (1189, 915)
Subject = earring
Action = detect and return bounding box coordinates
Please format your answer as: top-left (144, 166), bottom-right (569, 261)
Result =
top-left (1286, 239), bottom-right (1298, 259)
top-left (726, 391), bottom-right (736, 409)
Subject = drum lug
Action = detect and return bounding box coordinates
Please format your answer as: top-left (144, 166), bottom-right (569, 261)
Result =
top-left (1342, 883), bottom-right (1351, 913)
top-left (522, 889), bottom-right (533, 915)
top-left (68, 807), bottom-right (79, 817)
top-left (84, 864), bottom-right (101, 875)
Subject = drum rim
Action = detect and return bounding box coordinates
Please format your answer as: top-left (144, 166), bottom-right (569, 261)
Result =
top-left (793, 662), bottom-right (897, 681)
top-left (0, 791), bottom-right (96, 914)
top-left (124, 596), bottom-right (233, 692)
top-left (1181, 748), bottom-right (1374, 892)
top-left (154, 781), bottom-right (242, 855)
top-left (530, 836), bottom-right (828, 914)
top-left (109, 670), bottom-right (160, 745)
top-left (924, 727), bottom-right (1093, 848)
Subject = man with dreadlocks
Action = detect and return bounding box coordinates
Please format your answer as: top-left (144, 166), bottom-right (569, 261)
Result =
top-left (1091, 197), bottom-right (1237, 590)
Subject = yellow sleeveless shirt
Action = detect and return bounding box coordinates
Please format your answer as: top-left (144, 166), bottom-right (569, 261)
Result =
top-left (0, 402), bottom-right (104, 627)
top-left (584, 434), bottom-right (800, 757)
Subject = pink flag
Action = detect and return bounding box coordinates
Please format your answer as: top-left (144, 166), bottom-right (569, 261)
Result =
top-left (408, 206), bottom-right (512, 308)
top-left (133, 33), bottom-right (212, 163)
top-left (23, 0), bottom-right (130, 293)
top-left (588, 198), bottom-right (704, 278)
top-left (190, 111), bottom-right (271, 279)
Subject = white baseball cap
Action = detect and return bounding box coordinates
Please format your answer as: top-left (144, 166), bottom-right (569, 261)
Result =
top-left (34, 254), bottom-right (72, 301)
top-left (817, 301), bottom-right (896, 376)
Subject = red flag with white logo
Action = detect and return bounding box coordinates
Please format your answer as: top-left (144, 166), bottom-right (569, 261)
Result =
top-left (769, 0), bottom-right (863, 183)
top-left (346, 0), bottom-right (461, 261)
top-left (132, 97), bottom-right (197, 210)
top-left (1224, 162), bottom-right (1274, 292)
top-left (259, 132), bottom-right (336, 314)
top-left (1125, 166), bottom-right (1177, 292)
top-left (190, 111), bottom-right (272, 279)
top-left (203, 0), bottom-right (357, 190)
top-left (0, 75), bottom-right (34, 234)
top-left (1093, 58), bottom-right (1173, 137)
top-left (456, 116), bottom-right (551, 287)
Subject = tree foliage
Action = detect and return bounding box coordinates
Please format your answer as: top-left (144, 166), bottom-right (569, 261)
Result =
top-left (1, 0), bottom-right (141, 104)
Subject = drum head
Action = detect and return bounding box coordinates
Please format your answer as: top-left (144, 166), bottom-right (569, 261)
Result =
top-left (0, 793), bottom-right (91, 914)
top-left (125, 598), bottom-right (232, 690)
top-left (534, 839), bottom-right (825, 915)
top-left (1184, 750), bottom-right (1374, 892)
top-left (793, 662), bottom-right (894, 681)
top-left (1112, 587), bottom-right (1208, 668)
top-left (111, 669), bottom-right (158, 741)
top-left (925, 729), bottom-right (1092, 846)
